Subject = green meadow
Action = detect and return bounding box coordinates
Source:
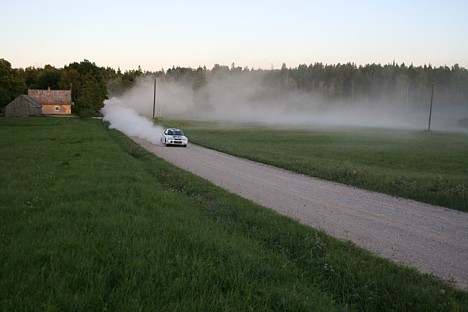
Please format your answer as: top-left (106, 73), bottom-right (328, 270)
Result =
top-left (1, 117), bottom-right (467, 311)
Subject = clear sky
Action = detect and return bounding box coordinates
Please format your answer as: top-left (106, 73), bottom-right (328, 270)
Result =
top-left (1, 0), bottom-right (467, 71)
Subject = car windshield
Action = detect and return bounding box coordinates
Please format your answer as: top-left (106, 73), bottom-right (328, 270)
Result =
top-left (168, 129), bottom-right (184, 136)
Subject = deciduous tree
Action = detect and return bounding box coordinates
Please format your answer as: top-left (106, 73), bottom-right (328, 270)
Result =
top-left (0, 58), bottom-right (26, 109)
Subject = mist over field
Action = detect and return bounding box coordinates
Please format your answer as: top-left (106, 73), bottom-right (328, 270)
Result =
top-left (103, 69), bottom-right (468, 133)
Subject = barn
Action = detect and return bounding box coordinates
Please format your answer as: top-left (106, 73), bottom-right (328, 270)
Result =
top-left (5, 95), bottom-right (42, 117)
top-left (28, 88), bottom-right (72, 115)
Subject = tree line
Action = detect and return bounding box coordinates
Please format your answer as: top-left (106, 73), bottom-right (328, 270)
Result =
top-left (1, 58), bottom-right (467, 117)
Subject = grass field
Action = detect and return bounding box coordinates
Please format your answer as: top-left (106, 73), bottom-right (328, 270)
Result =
top-left (163, 119), bottom-right (468, 212)
top-left (1, 117), bottom-right (467, 311)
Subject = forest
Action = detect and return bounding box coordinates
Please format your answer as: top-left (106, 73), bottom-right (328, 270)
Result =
top-left (1, 58), bottom-right (467, 123)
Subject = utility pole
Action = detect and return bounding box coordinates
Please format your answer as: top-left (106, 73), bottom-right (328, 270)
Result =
top-left (152, 78), bottom-right (157, 119)
top-left (428, 80), bottom-right (434, 131)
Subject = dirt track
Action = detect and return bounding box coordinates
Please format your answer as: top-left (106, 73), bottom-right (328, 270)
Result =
top-left (132, 137), bottom-right (468, 290)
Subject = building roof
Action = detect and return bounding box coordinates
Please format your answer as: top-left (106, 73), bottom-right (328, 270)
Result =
top-left (28, 88), bottom-right (71, 104)
top-left (20, 95), bottom-right (42, 108)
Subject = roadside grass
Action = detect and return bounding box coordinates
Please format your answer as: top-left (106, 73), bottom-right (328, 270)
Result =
top-left (164, 119), bottom-right (468, 212)
top-left (1, 117), bottom-right (467, 311)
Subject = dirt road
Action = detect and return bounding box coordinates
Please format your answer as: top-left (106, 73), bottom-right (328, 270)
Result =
top-left (132, 138), bottom-right (468, 290)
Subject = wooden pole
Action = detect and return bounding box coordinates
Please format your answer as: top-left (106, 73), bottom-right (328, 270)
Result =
top-left (428, 80), bottom-right (434, 131)
top-left (152, 78), bottom-right (157, 119)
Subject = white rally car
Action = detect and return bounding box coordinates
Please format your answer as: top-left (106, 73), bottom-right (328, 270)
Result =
top-left (160, 128), bottom-right (188, 147)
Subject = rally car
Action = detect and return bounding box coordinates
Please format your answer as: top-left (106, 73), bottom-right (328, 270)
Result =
top-left (160, 128), bottom-right (188, 147)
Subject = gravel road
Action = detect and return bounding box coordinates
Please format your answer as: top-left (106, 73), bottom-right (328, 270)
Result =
top-left (132, 137), bottom-right (468, 290)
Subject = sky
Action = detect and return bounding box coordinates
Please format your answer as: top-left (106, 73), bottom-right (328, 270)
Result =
top-left (1, 0), bottom-right (467, 71)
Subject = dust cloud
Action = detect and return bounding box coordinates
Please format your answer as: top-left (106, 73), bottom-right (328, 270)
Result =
top-left (102, 72), bottom-right (467, 133)
top-left (194, 72), bottom-right (466, 131)
top-left (101, 104), bottom-right (163, 144)
top-left (102, 78), bottom-right (192, 144)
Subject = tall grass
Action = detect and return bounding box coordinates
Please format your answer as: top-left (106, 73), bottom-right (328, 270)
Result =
top-left (166, 120), bottom-right (468, 212)
top-left (1, 117), bottom-right (467, 311)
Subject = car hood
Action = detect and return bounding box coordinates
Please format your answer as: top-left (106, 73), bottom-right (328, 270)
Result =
top-left (167, 135), bottom-right (187, 140)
